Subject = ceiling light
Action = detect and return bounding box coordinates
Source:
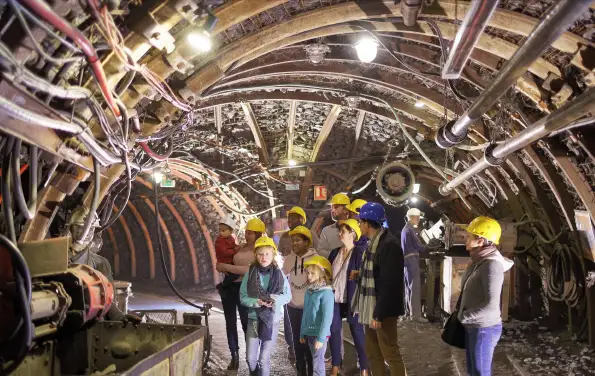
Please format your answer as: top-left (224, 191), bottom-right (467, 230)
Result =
top-left (187, 30), bottom-right (212, 52)
top-left (153, 171), bottom-right (164, 182)
top-left (288, 159), bottom-right (297, 167)
top-left (410, 196), bottom-right (418, 203)
top-left (414, 101), bottom-right (425, 108)
top-left (354, 38), bottom-right (378, 63)
top-left (413, 183), bottom-right (420, 193)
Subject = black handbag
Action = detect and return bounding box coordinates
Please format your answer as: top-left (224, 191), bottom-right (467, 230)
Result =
top-left (441, 263), bottom-right (482, 349)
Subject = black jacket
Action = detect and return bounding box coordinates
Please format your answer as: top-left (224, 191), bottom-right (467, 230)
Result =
top-left (373, 231), bottom-right (405, 321)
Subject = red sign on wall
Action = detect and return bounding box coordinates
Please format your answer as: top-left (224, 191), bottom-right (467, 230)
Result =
top-left (314, 185), bottom-right (328, 201)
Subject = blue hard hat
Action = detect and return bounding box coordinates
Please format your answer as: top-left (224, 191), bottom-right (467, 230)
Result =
top-left (359, 202), bottom-right (386, 224)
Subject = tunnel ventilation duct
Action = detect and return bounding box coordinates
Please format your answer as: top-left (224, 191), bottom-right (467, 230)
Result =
top-left (376, 161), bottom-right (415, 207)
top-left (442, 0), bottom-right (499, 79)
top-left (401, 0), bottom-right (423, 27)
top-left (435, 0), bottom-right (593, 149)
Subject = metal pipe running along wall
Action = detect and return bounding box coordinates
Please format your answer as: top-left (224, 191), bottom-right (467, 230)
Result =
top-left (439, 86), bottom-right (595, 195)
top-left (436, 0), bottom-right (593, 148)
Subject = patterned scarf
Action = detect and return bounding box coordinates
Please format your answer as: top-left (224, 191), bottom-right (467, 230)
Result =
top-left (247, 263), bottom-right (284, 341)
top-left (351, 229), bottom-right (384, 326)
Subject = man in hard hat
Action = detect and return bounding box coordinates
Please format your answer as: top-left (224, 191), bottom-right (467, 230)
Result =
top-left (351, 202), bottom-right (406, 376)
top-left (347, 199), bottom-right (367, 220)
top-left (278, 206), bottom-right (320, 257)
top-left (319, 193), bottom-right (351, 258)
top-left (401, 207), bottom-right (428, 321)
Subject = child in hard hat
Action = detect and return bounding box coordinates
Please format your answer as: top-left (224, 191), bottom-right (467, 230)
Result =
top-left (299, 256), bottom-right (334, 376)
top-left (240, 236), bottom-right (291, 376)
top-left (216, 216), bottom-right (241, 289)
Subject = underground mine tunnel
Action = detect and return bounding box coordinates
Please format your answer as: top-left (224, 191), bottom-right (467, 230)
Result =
top-left (1, 0), bottom-right (595, 375)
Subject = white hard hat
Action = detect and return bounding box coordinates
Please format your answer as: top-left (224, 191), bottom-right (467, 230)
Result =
top-left (406, 208), bottom-right (422, 218)
top-left (219, 215), bottom-right (236, 230)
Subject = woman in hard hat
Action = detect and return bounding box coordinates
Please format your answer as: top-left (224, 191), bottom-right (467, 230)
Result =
top-left (278, 206), bottom-right (320, 257)
top-left (240, 236), bottom-right (291, 376)
top-left (299, 256), bottom-right (334, 376)
top-left (319, 193), bottom-right (351, 258)
top-left (284, 225), bottom-right (319, 376)
top-left (401, 207), bottom-right (427, 322)
top-left (458, 216), bottom-right (513, 376)
top-left (277, 206), bottom-right (320, 362)
top-left (216, 217), bottom-right (266, 370)
top-left (328, 219), bottom-right (369, 376)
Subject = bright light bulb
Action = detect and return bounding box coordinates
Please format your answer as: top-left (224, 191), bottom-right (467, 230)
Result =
top-left (410, 196), bottom-right (418, 203)
top-left (413, 183), bottom-right (420, 193)
top-left (414, 101), bottom-right (425, 108)
top-left (187, 31), bottom-right (212, 52)
top-left (354, 38), bottom-right (378, 63)
top-left (153, 171), bottom-right (164, 182)
top-left (288, 159), bottom-right (297, 167)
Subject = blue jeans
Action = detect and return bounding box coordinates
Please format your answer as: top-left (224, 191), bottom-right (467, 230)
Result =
top-left (464, 324), bottom-right (502, 376)
top-left (246, 319), bottom-right (281, 376)
top-left (404, 256), bottom-right (421, 318)
top-left (219, 282), bottom-right (248, 352)
top-left (306, 336), bottom-right (328, 376)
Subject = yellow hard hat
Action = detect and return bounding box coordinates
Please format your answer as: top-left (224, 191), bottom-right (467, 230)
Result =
top-left (347, 199), bottom-right (367, 214)
top-left (246, 218), bottom-right (266, 233)
top-left (254, 236), bottom-right (277, 253)
top-left (466, 216), bottom-right (502, 245)
top-left (339, 218), bottom-right (362, 240)
top-left (304, 255), bottom-right (332, 278)
top-left (330, 193), bottom-right (350, 206)
top-left (288, 225), bottom-right (312, 245)
top-left (287, 206), bottom-right (307, 221)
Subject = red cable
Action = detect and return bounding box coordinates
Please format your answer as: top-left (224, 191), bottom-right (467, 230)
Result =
top-left (20, 0), bottom-right (121, 118)
top-left (138, 141), bottom-right (170, 162)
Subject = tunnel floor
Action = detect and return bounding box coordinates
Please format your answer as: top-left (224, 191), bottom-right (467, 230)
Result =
top-left (129, 286), bottom-right (595, 376)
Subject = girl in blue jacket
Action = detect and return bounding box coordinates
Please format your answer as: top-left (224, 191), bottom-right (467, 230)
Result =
top-left (300, 256), bottom-right (334, 376)
top-left (240, 236), bottom-right (291, 376)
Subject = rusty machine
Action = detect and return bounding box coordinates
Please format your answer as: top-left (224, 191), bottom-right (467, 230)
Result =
top-left (0, 0), bottom-right (217, 374)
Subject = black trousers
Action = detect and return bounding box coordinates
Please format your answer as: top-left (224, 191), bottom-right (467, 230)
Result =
top-left (287, 306), bottom-right (313, 376)
top-left (219, 282), bottom-right (248, 352)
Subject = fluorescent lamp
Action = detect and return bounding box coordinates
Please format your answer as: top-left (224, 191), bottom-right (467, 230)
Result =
top-left (153, 171), bottom-right (164, 182)
top-left (413, 183), bottom-right (420, 193)
top-left (187, 30), bottom-right (212, 52)
top-left (354, 38), bottom-right (378, 63)
top-left (288, 159), bottom-right (297, 167)
top-left (410, 196), bottom-right (418, 203)
top-left (414, 101), bottom-right (425, 108)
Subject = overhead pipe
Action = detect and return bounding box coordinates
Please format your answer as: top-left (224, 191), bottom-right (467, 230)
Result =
top-left (441, 0), bottom-right (499, 79)
top-left (435, 0), bottom-right (593, 149)
top-left (439, 86), bottom-right (595, 195)
top-left (401, 0), bottom-right (423, 27)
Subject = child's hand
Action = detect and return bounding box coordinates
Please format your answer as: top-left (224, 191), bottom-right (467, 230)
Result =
top-left (257, 299), bottom-right (273, 308)
top-left (299, 338), bottom-right (306, 344)
top-left (314, 341), bottom-right (324, 350)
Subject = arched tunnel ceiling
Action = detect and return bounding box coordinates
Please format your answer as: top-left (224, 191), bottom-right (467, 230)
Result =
top-left (8, 0), bottom-right (595, 284)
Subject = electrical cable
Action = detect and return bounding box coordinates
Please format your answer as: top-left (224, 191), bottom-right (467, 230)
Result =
top-left (75, 157), bottom-right (100, 245)
top-left (10, 139), bottom-right (35, 220)
top-left (20, 0), bottom-right (120, 117)
top-left (115, 69), bottom-right (136, 97)
top-left (152, 173), bottom-right (205, 311)
top-left (2, 137), bottom-right (17, 244)
top-left (98, 155), bottom-right (132, 233)
top-left (139, 140), bottom-right (173, 162)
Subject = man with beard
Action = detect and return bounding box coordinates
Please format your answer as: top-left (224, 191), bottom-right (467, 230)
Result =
top-left (319, 194), bottom-right (351, 258)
